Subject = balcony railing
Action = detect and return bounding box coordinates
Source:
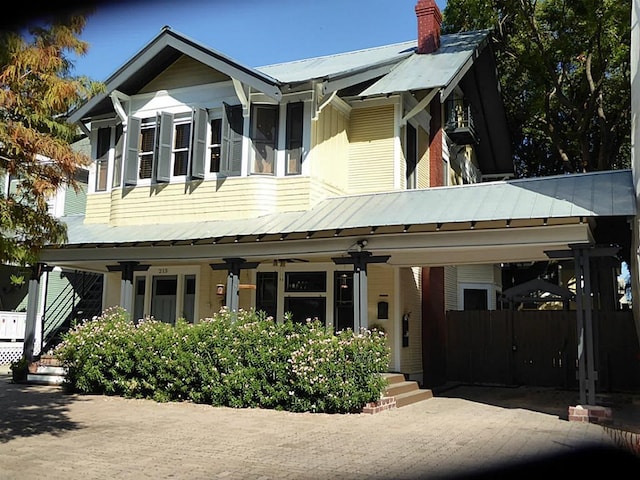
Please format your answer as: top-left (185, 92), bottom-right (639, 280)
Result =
top-left (444, 99), bottom-right (478, 145)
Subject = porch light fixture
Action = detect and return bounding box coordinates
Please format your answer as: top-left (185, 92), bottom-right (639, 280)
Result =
top-left (543, 218), bottom-right (548, 226)
top-left (506, 219), bottom-right (511, 228)
top-left (339, 273), bottom-right (349, 289)
top-left (403, 225), bottom-right (411, 233)
top-left (370, 226), bottom-right (378, 234)
top-left (470, 221), bottom-right (476, 230)
top-left (216, 284), bottom-right (225, 296)
top-left (334, 229), bottom-right (343, 237)
top-left (436, 223), bottom-right (442, 231)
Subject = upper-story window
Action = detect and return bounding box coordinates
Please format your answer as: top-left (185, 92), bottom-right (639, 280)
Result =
top-left (118, 99), bottom-right (305, 187)
top-left (285, 102), bottom-right (303, 175)
top-left (95, 127), bottom-right (111, 192)
top-left (138, 117), bottom-right (156, 180)
top-left (250, 104), bottom-right (278, 175)
top-left (209, 103), bottom-right (243, 176)
top-left (124, 109), bottom-right (208, 186)
top-left (172, 119), bottom-right (191, 177)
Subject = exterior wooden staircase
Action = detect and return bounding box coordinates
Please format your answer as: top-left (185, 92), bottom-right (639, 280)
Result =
top-left (363, 373), bottom-right (433, 413)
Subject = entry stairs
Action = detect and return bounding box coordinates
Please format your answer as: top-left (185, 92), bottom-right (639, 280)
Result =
top-left (26, 355), bottom-right (66, 385)
top-left (363, 373), bottom-right (433, 413)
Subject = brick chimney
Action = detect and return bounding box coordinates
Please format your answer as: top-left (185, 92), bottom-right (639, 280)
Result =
top-left (415, 0), bottom-right (443, 54)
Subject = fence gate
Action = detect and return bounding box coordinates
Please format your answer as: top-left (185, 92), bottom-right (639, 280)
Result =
top-left (445, 310), bottom-right (639, 390)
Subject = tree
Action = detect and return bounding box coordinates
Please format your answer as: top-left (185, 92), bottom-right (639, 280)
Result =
top-left (442, 0), bottom-right (631, 177)
top-left (0, 14), bottom-right (102, 279)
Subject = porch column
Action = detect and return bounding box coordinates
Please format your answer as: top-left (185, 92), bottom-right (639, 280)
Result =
top-left (106, 261), bottom-right (150, 315)
top-left (546, 243), bottom-right (620, 406)
top-left (210, 258), bottom-right (259, 313)
top-left (23, 263), bottom-right (51, 362)
top-left (332, 251), bottom-right (390, 331)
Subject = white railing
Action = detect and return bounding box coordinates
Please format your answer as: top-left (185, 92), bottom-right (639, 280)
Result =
top-left (0, 311), bottom-right (26, 341)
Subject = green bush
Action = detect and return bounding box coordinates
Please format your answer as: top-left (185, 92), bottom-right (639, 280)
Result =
top-left (54, 307), bottom-right (390, 413)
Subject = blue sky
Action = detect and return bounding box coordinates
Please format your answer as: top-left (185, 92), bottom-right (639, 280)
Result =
top-left (70, 0), bottom-right (448, 81)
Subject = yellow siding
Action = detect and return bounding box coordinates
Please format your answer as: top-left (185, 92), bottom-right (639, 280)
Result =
top-left (84, 175), bottom-right (351, 225)
top-left (367, 265), bottom-right (396, 370)
top-left (311, 104), bottom-right (350, 193)
top-left (139, 55), bottom-right (228, 93)
top-left (85, 194), bottom-right (111, 224)
top-left (100, 177), bottom-right (307, 225)
top-left (103, 272), bottom-right (122, 310)
top-left (399, 266), bottom-right (422, 376)
top-left (348, 105), bottom-right (395, 194)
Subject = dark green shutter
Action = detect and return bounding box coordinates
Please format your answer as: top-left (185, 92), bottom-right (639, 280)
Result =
top-left (224, 103), bottom-right (243, 175)
top-left (124, 117), bottom-right (141, 186)
top-left (191, 108), bottom-right (207, 179)
top-left (155, 112), bottom-right (173, 183)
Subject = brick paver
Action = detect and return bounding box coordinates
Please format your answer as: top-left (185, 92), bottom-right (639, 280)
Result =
top-left (0, 372), bottom-right (637, 479)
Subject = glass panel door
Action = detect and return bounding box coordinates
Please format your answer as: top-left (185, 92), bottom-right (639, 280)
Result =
top-left (151, 275), bottom-right (177, 323)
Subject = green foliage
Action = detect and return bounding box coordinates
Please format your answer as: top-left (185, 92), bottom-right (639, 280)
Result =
top-left (0, 14), bottom-right (103, 267)
top-left (443, 0), bottom-right (631, 176)
top-left (54, 307), bottom-right (390, 414)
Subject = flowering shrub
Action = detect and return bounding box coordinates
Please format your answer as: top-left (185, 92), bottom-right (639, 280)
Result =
top-left (54, 307), bottom-right (390, 413)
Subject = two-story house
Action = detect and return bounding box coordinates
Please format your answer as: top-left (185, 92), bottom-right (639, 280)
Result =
top-left (25, 1), bottom-right (635, 387)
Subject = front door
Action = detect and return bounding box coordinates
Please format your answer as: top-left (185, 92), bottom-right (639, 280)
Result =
top-left (151, 275), bottom-right (177, 323)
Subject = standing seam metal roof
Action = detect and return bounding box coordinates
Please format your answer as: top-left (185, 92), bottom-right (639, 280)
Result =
top-left (57, 170), bottom-right (635, 247)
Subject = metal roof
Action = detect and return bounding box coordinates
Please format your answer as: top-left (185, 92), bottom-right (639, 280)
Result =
top-left (56, 170), bottom-right (635, 248)
top-left (68, 28), bottom-right (494, 122)
top-left (256, 41), bottom-right (416, 84)
top-left (359, 30), bottom-right (490, 96)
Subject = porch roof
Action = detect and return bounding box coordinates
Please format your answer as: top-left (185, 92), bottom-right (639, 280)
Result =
top-left (54, 170), bottom-right (635, 249)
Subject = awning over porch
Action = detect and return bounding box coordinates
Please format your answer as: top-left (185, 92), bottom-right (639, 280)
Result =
top-left (42, 170), bottom-right (635, 269)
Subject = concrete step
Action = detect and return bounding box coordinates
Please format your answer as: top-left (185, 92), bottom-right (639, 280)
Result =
top-left (27, 372), bottom-right (65, 385)
top-left (394, 388), bottom-right (434, 408)
top-left (385, 380), bottom-right (422, 397)
top-left (25, 357), bottom-right (66, 385)
top-left (380, 373), bottom-right (433, 408)
top-left (381, 372), bottom-right (406, 385)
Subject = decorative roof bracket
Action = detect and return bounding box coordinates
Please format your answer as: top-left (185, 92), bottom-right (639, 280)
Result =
top-left (400, 88), bottom-right (438, 126)
top-left (232, 79), bottom-right (251, 118)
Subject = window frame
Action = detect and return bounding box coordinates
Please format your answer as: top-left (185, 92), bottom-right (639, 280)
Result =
top-left (250, 103), bottom-right (279, 175)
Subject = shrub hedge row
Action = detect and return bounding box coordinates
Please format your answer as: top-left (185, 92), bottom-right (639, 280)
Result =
top-left (54, 306), bottom-right (390, 413)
